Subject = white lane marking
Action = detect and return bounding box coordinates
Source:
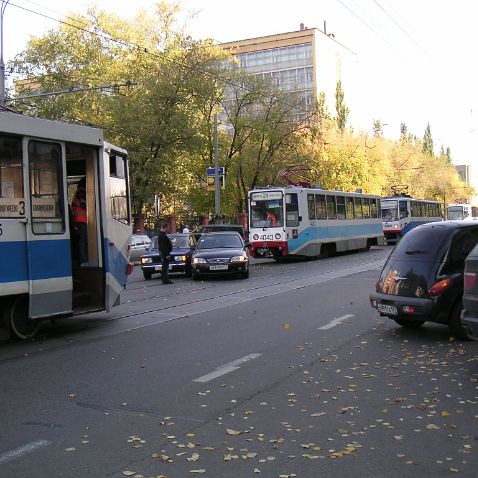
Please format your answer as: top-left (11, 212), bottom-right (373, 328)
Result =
top-left (0, 440), bottom-right (52, 465)
top-left (193, 353), bottom-right (262, 383)
top-left (318, 314), bottom-right (355, 330)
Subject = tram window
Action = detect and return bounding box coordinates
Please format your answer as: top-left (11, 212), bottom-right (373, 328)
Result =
top-left (354, 197), bottom-right (363, 219)
top-left (0, 135), bottom-right (24, 218)
top-left (285, 193), bottom-right (300, 227)
top-left (29, 141), bottom-right (65, 234)
top-left (371, 199), bottom-right (378, 218)
top-left (399, 200), bottom-right (408, 219)
top-left (110, 154), bottom-right (130, 225)
top-left (336, 196), bottom-right (346, 220)
top-left (326, 195), bottom-right (337, 219)
top-left (307, 194), bottom-right (316, 220)
top-left (346, 197), bottom-right (354, 219)
top-left (315, 194), bottom-right (327, 220)
top-left (363, 198), bottom-right (371, 218)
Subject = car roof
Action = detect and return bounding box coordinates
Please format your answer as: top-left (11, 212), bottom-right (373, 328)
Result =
top-left (418, 220), bottom-right (478, 230)
top-left (199, 231), bottom-right (242, 235)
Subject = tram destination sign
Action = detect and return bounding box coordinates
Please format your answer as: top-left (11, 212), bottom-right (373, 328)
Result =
top-left (0, 198), bottom-right (26, 217)
top-left (251, 191), bottom-right (283, 201)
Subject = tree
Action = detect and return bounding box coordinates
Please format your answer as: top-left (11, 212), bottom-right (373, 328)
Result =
top-left (422, 122), bottom-right (434, 155)
top-left (335, 80), bottom-right (349, 132)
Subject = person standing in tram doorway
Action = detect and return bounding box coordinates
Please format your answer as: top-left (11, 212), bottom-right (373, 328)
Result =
top-left (158, 222), bottom-right (173, 284)
top-left (72, 177), bottom-right (88, 267)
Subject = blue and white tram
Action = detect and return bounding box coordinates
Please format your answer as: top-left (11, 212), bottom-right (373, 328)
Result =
top-left (381, 195), bottom-right (442, 243)
top-left (248, 186), bottom-right (384, 260)
top-left (0, 112), bottom-right (132, 339)
top-left (446, 203), bottom-right (478, 220)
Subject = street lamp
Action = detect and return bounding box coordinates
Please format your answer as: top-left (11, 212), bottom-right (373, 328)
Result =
top-left (0, 0), bottom-right (10, 106)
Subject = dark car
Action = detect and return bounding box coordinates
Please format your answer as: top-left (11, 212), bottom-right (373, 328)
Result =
top-left (370, 221), bottom-right (478, 340)
top-left (140, 233), bottom-right (193, 280)
top-left (192, 224), bottom-right (246, 240)
top-left (191, 232), bottom-right (249, 280)
top-left (462, 243), bottom-right (478, 339)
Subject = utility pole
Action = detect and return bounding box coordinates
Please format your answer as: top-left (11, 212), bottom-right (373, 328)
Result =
top-left (0, 0), bottom-right (9, 106)
top-left (214, 113), bottom-right (220, 218)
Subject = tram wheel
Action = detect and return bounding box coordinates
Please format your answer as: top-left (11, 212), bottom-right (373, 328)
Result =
top-left (9, 296), bottom-right (41, 340)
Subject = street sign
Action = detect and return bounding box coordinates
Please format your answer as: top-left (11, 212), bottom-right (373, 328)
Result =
top-left (207, 167), bottom-right (225, 176)
top-left (207, 175), bottom-right (225, 190)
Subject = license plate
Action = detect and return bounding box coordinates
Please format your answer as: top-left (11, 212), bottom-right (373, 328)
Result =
top-left (210, 264), bottom-right (228, 271)
top-left (377, 304), bottom-right (398, 315)
top-left (154, 265), bottom-right (162, 271)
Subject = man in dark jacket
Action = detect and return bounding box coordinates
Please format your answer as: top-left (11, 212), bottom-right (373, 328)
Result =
top-left (157, 222), bottom-right (173, 284)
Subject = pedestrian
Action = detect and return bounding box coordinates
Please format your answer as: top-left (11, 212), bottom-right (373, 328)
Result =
top-left (182, 225), bottom-right (190, 233)
top-left (157, 222), bottom-right (173, 284)
top-left (71, 177), bottom-right (88, 266)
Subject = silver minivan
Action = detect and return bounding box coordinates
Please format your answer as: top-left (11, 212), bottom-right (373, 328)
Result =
top-left (130, 235), bottom-right (152, 262)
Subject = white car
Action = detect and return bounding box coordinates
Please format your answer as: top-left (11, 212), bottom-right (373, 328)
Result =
top-left (130, 234), bottom-right (152, 261)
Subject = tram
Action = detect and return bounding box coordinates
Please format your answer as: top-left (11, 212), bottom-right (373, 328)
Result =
top-left (381, 195), bottom-right (442, 243)
top-left (248, 186), bottom-right (384, 260)
top-left (0, 112), bottom-right (132, 339)
top-left (446, 203), bottom-right (478, 220)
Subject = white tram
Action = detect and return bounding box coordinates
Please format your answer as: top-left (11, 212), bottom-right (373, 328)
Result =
top-left (381, 195), bottom-right (442, 243)
top-left (248, 186), bottom-right (384, 260)
top-left (0, 112), bottom-right (132, 339)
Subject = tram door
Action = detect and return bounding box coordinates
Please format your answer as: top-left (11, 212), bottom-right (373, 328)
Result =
top-left (25, 139), bottom-right (73, 318)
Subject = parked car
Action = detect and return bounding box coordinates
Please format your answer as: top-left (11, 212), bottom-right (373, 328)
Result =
top-left (192, 224), bottom-right (246, 240)
top-left (370, 221), bottom-right (478, 340)
top-left (191, 232), bottom-right (249, 280)
top-left (140, 233), bottom-right (193, 280)
top-left (462, 243), bottom-right (478, 339)
top-left (130, 234), bottom-right (152, 262)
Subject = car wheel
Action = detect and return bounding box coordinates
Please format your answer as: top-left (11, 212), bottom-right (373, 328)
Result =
top-left (192, 272), bottom-right (200, 281)
top-left (448, 300), bottom-right (472, 340)
top-left (393, 317), bottom-right (426, 328)
top-left (143, 271), bottom-right (152, 280)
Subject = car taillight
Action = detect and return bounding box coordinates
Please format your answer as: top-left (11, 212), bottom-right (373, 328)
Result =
top-left (464, 272), bottom-right (477, 291)
top-left (428, 278), bottom-right (453, 297)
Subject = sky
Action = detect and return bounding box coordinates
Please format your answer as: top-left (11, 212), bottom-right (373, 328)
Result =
top-left (3, 0), bottom-right (478, 167)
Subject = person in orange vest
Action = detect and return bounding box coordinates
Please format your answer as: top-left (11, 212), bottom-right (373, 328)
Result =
top-left (266, 211), bottom-right (278, 227)
top-left (72, 177), bottom-right (88, 266)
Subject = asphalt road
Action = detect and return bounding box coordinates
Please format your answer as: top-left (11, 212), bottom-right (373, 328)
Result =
top-left (0, 247), bottom-right (477, 478)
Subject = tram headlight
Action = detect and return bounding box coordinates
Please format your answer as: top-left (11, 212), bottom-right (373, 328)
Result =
top-left (253, 234), bottom-right (259, 240)
top-left (275, 233), bottom-right (281, 240)
top-left (393, 224), bottom-right (399, 229)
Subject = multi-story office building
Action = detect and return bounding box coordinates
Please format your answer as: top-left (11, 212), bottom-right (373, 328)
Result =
top-left (221, 24), bottom-right (357, 122)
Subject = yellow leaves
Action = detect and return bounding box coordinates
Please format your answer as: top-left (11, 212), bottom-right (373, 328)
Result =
top-left (187, 452), bottom-right (200, 462)
top-left (160, 454), bottom-right (173, 463)
top-left (441, 410), bottom-right (450, 417)
top-left (122, 472), bottom-right (136, 477)
top-left (311, 412), bottom-right (327, 417)
top-left (189, 469), bottom-right (206, 474)
top-left (426, 424), bottom-right (440, 430)
top-left (64, 447), bottom-right (76, 452)
top-left (303, 453), bottom-right (320, 460)
top-left (282, 323), bottom-right (290, 330)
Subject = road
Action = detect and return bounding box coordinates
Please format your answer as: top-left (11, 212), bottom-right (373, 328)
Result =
top-left (0, 247), bottom-right (477, 478)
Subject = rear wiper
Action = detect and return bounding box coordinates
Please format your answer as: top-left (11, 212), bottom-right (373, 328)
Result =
top-left (405, 250), bottom-right (427, 255)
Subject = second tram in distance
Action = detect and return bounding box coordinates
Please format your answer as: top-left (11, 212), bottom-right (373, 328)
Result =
top-left (381, 195), bottom-right (442, 244)
top-left (248, 186), bottom-right (384, 260)
top-left (446, 203), bottom-right (478, 220)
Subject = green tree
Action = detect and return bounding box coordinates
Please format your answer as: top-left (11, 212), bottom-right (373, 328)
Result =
top-left (334, 80), bottom-right (349, 132)
top-left (422, 122), bottom-right (434, 155)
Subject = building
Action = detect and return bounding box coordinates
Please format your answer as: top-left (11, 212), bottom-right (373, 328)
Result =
top-left (220, 24), bottom-right (357, 122)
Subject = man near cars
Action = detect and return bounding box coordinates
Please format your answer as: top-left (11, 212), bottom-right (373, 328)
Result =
top-left (158, 222), bottom-right (173, 284)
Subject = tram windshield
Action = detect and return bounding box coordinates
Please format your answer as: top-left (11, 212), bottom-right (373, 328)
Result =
top-left (447, 206), bottom-right (466, 220)
top-left (381, 200), bottom-right (399, 222)
top-left (250, 193), bottom-right (284, 228)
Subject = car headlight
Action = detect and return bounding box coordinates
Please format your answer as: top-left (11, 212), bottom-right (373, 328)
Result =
top-left (141, 257), bottom-right (153, 264)
top-left (231, 255), bottom-right (247, 262)
top-left (193, 257), bottom-right (207, 264)
top-left (175, 255), bottom-right (187, 262)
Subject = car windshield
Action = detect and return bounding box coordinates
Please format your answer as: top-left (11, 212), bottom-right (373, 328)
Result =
top-left (169, 235), bottom-right (188, 248)
top-left (392, 225), bottom-right (447, 257)
top-left (196, 234), bottom-right (243, 249)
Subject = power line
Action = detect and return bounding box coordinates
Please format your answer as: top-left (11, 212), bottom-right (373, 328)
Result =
top-left (373, 0), bottom-right (429, 56)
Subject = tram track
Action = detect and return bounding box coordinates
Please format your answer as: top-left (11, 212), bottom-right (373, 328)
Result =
top-left (110, 254), bottom-right (386, 322)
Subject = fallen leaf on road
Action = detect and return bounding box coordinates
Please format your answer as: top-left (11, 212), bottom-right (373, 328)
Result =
top-left (226, 429), bottom-right (242, 435)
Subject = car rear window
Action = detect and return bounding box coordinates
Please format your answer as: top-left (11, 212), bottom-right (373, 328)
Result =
top-left (392, 225), bottom-right (448, 257)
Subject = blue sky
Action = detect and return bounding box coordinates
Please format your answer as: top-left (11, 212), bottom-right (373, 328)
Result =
top-left (3, 0), bottom-right (478, 165)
